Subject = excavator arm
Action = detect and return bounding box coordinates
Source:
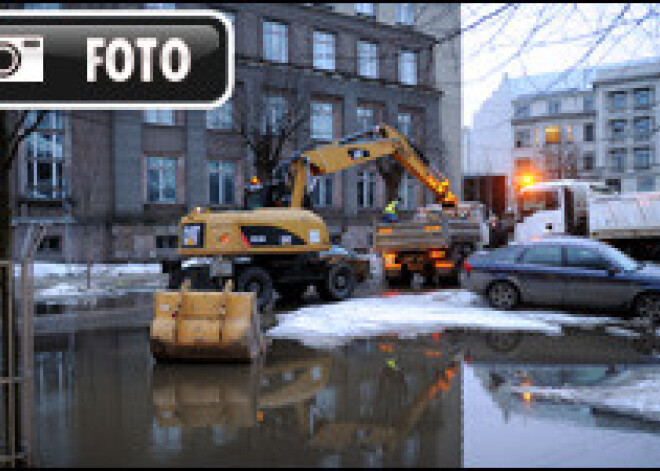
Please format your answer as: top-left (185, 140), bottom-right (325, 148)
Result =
top-left (283, 124), bottom-right (457, 209)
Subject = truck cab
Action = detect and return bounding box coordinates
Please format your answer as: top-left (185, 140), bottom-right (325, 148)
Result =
top-left (514, 180), bottom-right (615, 243)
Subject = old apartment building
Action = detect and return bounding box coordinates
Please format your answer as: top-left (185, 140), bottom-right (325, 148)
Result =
top-left (469, 58), bottom-right (660, 209)
top-left (9, 3), bottom-right (446, 262)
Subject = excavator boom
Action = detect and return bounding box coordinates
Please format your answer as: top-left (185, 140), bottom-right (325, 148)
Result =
top-left (285, 124), bottom-right (456, 208)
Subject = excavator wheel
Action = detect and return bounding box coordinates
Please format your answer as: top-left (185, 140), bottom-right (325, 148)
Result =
top-left (236, 267), bottom-right (274, 311)
top-left (317, 262), bottom-right (356, 302)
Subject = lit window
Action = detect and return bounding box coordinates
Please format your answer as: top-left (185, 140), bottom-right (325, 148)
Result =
top-left (311, 101), bottom-right (334, 141)
top-left (206, 100), bottom-right (233, 130)
top-left (146, 156), bottom-right (177, 203)
top-left (312, 175), bottom-right (333, 207)
top-left (399, 50), bottom-right (417, 85)
top-left (396, 4), bottom-right (415, 25)
top-left (263, 21), bottom-right (288, 63)
top-left (144, 110), bottom-right (175, 126)
top-left (544, 125), bottom-right (561, 144)
top-left (358, 40), bottom-right (378, 79)
top-left (313, 31), bottom-right (336, 71)
top-left (208, 161), bottom-right (235, 205)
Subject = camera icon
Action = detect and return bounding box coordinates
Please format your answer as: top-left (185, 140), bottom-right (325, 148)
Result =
top-left (0, 36), bottom-right (44, 82)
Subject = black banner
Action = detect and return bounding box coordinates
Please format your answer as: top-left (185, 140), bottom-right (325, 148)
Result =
top-left (0, 10), bottom-right (233, 108)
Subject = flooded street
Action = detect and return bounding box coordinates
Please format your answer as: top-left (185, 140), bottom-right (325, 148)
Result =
top-left (29, 299), bottom-right (660, 467)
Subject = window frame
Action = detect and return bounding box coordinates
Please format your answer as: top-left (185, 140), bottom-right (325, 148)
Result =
top-left (146, 156), bottom-right (178, 203)
top-left (207, 160), bottom-right (236, 206)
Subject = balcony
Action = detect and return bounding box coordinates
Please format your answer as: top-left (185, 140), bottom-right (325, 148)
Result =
top-left (20, 183), bottom-right (69, 203)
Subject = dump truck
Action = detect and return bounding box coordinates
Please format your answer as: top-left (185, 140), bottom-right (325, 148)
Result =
top-left (514, 179), bottom-right (660, 261)
top-left (373, 202), bottom-right (488, 287)
top-left (167, 124), bottom-right (458, 308)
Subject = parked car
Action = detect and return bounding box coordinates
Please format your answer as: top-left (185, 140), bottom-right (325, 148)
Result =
top-left (460, 236), bottom-right (660, 324)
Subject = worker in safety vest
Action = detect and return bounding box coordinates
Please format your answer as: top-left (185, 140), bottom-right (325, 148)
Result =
top-left (382, 199), bottom-right (401, 223)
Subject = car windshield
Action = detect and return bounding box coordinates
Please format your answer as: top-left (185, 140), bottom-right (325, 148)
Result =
top-left (599, 244), bottom-right (640, 271)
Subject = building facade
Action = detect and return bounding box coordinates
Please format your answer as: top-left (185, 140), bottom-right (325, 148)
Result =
top-left (8, 3), bottom-right (444, 262)
top-left (468, 60), bottom-right (660, 210)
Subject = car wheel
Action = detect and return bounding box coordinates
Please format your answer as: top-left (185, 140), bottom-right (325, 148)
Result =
top-left (236, 267), bottom-right (274, 311)
top-left (487, 281), bottom-right (519, 310)
top-left (318, 262), bottom-right (356, 301)
top-left (634, 293), bottom-right (660, 332)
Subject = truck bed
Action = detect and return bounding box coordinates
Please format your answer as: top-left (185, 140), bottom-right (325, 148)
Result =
top-left (589, 191), bottom-right (660, 239)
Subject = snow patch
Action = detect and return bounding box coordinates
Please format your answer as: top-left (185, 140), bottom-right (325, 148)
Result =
top-left (15, 263), bottom-right (162, 278)
top-left (512, 368), bottom-right (660, 423)
top-left (37, 282), bottom-right (123, 300)
top-left (268, 290), bottom-right (572, 348)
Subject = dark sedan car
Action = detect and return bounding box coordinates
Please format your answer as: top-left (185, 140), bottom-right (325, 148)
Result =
top-left (460, 236), bottom-right (660, 323)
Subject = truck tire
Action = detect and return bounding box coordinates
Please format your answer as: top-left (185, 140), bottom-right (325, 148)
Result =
top-left (236, 267), bottom-right (274, 310)
top-left (318, 262), bottom-right (356, 301)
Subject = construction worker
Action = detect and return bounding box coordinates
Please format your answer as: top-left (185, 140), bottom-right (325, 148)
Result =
top-left (382, 199), bottom-right (401, 224)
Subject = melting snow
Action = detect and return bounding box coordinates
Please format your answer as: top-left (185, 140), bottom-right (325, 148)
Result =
top-left (512, 368), bottom-right (660, 423)
top-left (14, 263), bottom-right (161, 278)
top-left (266, 290), bottom-right (618, 348)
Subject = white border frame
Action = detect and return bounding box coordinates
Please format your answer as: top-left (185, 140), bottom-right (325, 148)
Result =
top-left (0, 9), bottom-right (235, 110)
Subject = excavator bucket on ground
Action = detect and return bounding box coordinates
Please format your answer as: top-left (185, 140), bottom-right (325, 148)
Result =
top-left (150, 280), bottom-right (265, 362)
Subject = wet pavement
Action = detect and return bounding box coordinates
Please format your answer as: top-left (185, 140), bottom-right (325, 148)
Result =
top-left (29, 300), bottom-right (660, 467)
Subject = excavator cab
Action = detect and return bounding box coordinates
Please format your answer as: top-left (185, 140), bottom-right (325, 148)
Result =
top-left (244, 178), bottom-right (313, 210)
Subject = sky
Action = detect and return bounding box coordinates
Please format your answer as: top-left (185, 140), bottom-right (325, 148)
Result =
top-left (461, 3), bottom-right (660, 128)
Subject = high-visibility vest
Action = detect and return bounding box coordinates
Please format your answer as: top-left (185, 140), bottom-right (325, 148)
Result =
top-left (383, 201), bottom-right (398, 215)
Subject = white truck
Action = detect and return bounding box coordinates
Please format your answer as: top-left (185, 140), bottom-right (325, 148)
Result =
top-left (514, 180), bottom-right (660, 260)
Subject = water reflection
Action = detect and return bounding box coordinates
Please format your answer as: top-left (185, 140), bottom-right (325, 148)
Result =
top-left (34, 331), bottom-right (462, 467)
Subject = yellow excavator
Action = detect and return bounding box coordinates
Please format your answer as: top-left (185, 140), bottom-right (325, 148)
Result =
top-left (167, 124), bottom-right (456, 309)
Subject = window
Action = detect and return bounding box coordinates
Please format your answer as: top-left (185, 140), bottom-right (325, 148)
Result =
top-left (146, 156), bottom-right (177, 203)
top-left (206, 101), bottom-right (233, 130)
top-left (208, 161), bottom-right (235, 205)
top-left (514, 104), bottom-right (530, 118)
top-left (262, 95), bottom-right (287, 133)
top-left (398, 112), bottom-right (413, 140)
top-left (514, 129), bottom-right (531, 148)
top-left (547, 99), bottom-right (561, 115)
top-left (398, 174), bottom-right (416, 210)
top-left (25, 3), bottom-right (61, 8)
top-left (399, 50), bottom-right (417, 85)
top-left (610, 149), bottom-right (625, 173)
top-left (638, 176), bottom-right (655, 192)
top-left (263, 21), bottom-right (288, 63)
top-left (37, 236), bottom-right (62, 254)
top-left (358, 40), bottom-right (378, 79)
top-left (313, 30), bottom-right (336, 71)
top-left (584, 123), bottom-right (594, 142)
top-left (609, 91), bottom-right (626, 110)
top-left (583, 152), bottom-right (595, 171)
top-left (355, 3), bottom-right (375, 17)
top-left (24, 111), bottom-right (65, 199)
top-left (311, 101), bottom-right (334, 141)
top-left (583, 95), bottom-right (594, 111)
top-left (155, 235), bottom-right (178, 250)
top-left (544, 125), bottom-right (561, 144)
top-left (634, 117), bottom-right (651, 140)
top-left (634, 88), bottom-right (653, 108)
top-left (520, 246), bottom-right (562, 267)
top-left (610, 120), bottom-right (626, 140)
top-left (634, 147), bottom-right (651, 170)
top-left (144, 110), bottom-right (175, 125)
top-left (357, 170), bottom-right (377, 208)
top-left (565, 247), bottom-right (610, 271)
top-left (357, 106), bottom-right (375, 131)
top-left (396, 4), bottom-right (415, 25)
top-left (312, 175), bottom-right (333, 207)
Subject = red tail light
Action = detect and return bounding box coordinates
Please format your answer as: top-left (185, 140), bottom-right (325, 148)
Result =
top-left (464, 261), bottom-right (472, 273)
